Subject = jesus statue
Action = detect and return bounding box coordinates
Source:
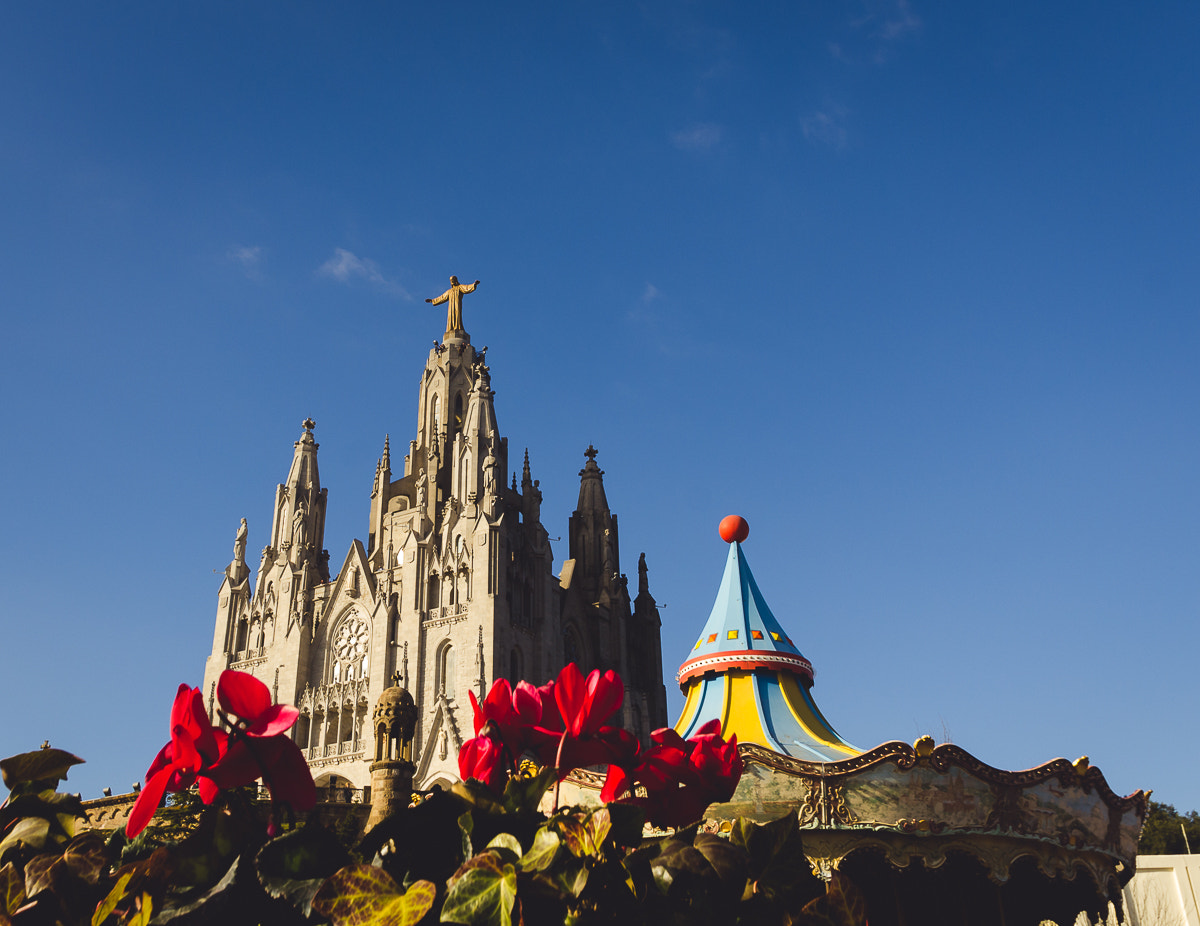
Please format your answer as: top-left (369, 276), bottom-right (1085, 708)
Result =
top-left (426, 275), bottom-right (480, 333)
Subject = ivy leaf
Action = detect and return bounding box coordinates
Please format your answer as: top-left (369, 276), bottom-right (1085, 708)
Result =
top-left (441, 853), bottom-right (517, 926)
top-left (0, 789), bottom-right (86, 833)
top-left (64, 832), bottom-right (109, 886)
top-left (0, 816), bottom-right (51, 864)
top-left (604, 802), bottom-right (646, 848)
top-left (485, 833), bottom-right (523, 862)
top-left (151, 854), bottom-right (241, 925)
top-left (312, 865), bottom-right (436, 926)
top-left (256, 824), bottom-right (351, 917)
top-left (556, 816), bottom-right (589, 859)
top-left (0, 862), bottom-right (26, 916)
top-left (23, 853), bottom-right (63, 899)
top-left (0, 750), bottom-right (84, 791)
top-left (92, 871), bottom-right (134, 926)
top-left (519, 827), bottom-right (560, 873)
top-left (531, 861), bottom-right (588, 900)
top-left (450, 780), bottom-right (504, 815)
top-left (459, 811), bottom-right (475, 860)
top-left (692, 833), bottom-right (748, 903)
top-left (585, 808), bottom-right (612, 854)
top-left (500, 769), bottom-right (557, 815)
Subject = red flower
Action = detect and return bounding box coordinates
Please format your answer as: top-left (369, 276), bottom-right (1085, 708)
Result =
top-left (209, 671), bottom-right (316, 813)
top-left (127, 685), bottom-right (225, 837)
top-left (459, 732), bottom-right (507, 793)
top-left (217, 669), bottom-right (299, 737)
top-left (601, 720), bottom-right (742, 829)
top-left (127, 671), bottom-right (316, 838)
top-left (553, 664), bottom-right (623, 737)
top-left (469, 678), bottom-right (545, 756)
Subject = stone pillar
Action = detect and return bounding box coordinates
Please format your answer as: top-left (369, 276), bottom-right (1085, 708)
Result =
top-left (366, 758), bottom-right (415, 831)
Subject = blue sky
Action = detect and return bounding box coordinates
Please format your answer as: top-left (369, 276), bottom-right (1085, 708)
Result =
top-left (2, 1), bottom-right (1197, 813)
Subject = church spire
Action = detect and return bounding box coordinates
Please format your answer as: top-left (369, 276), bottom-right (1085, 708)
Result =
top-left (268, 418), bottom-right (327, 570)
top-left (568, 445), bottom-right (617, 593)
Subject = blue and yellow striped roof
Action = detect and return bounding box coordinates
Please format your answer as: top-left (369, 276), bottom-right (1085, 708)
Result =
top-left (674, 519), bottom-right (859, 761)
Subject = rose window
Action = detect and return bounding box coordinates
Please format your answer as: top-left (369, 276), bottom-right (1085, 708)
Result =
top-left (333, 617), bottom-right (370, 681)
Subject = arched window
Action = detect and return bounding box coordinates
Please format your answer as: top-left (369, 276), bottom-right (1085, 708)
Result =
top-left (427, 573), bottom-right (440, 610)
top-left (437, 643), bottom-right (455, 698)
top-left (235, 618), bottom-right (249, 653)
top-left (509, 647), bottom-right (522, 685)
top-left (430, 394), bottom-right (440, 440)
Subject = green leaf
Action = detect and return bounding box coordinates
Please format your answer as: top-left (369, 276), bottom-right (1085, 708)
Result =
top-left (313, 865), bottom-right (436, 926)
top-left (486, 833), bottom-right (523, 861)
top-left (63, 832), bottom-right (109, 885)
top-left (0, 749), bottom-right (84, 791)
top-left (23, 853), bottom-right (63, 899)
top-left (92, 871), bottom-right (134, 926)
top-left (500, 769), bottom-right (557, 815)
top-left (585, 808), bottom-right (612, 854)
top-left (441, 854), bottom-right (517, 926)
top-left (459, 811), bottom-right (475, 859)
top-left (151, 854), bottom-right (241, 925)
top-left (256, 824), bottom-right (352, 917)
top-left (0, 816), bottom-right (51, 864)
top-left (604, 802), bottom-right (646, 848)
top-left (450, 780), bottom-right (504, 815)
top-left (0, 862), bottom-right (26, 916)
top-left (0, 789), bottom-right (86, 833)
top-left (556, 816), bottom-right (588, 858)
top-left (127, 892), bottom-right (154, 926)
top-left (532, 861), bottom-right (588, 900)
top-left (519, 827), bottom-right (560, 872)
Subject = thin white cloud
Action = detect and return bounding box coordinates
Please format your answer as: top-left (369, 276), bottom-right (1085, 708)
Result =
top-left (227, 245), bottom-right (263, 279)
top-left (671, 123), bottom-right (723, 151)
top-left (876, 0), bottom-right (920, 42)
top-left (642, 283), bottom-right (660, 304)
top-left (318, 248), bottom-right (410, 299)
top-left (801, 110), bottom-right (848, 150)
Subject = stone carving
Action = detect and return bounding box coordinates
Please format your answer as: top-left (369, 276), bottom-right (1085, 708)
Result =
top-left (425, 276), bottom-right (479, 332)
top-left (234, 518), bottom-right (248, 564)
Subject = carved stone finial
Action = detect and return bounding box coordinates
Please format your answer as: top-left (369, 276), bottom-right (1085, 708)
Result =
top-left (584, 444), bottom-right (598, 462)
top-left (391, 670), bottom-right (403, 687)
top-left (302, 417), bottom-right (315, 432)
top-left (40, 740), bottom-right (50, 750)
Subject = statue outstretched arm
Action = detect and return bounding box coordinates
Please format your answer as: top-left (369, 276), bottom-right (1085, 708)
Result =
top-left (426, 289), bottom-right (450, 305)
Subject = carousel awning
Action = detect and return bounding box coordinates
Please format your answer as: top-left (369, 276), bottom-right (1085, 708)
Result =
top-left (673, 517), bottom-right (859, 762)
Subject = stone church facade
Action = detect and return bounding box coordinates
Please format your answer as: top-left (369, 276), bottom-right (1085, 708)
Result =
top-left (202, 300), bottom-right (667, 791)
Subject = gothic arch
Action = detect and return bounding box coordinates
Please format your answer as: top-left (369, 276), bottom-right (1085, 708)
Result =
top-left (435, 640), bottom-right (456, 698)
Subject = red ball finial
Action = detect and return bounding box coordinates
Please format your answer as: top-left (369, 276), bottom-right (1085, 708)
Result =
top-left (719, 515), bottom-right (749, 543)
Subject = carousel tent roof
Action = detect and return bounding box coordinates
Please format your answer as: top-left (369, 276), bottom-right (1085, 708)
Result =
top-left (674, 517), bottom-right (859, 761)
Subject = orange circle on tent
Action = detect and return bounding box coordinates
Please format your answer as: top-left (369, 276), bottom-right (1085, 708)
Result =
top-left (718, 515), bottom-right (749, 543)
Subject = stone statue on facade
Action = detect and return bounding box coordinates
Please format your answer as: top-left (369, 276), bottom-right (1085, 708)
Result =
top-left (234, 518), bottom-right (248, 563)
top-left (426, 276), bottom-right (479, 333)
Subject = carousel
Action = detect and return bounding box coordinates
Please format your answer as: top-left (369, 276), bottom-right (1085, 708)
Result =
top-left (675, 515), bottom-right (1148, 926)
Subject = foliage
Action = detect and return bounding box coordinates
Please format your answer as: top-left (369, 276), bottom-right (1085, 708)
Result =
top-left (1138, 800), bottom-right (1200, 855)
top-left (0, 664), bottom-right (870, 925)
